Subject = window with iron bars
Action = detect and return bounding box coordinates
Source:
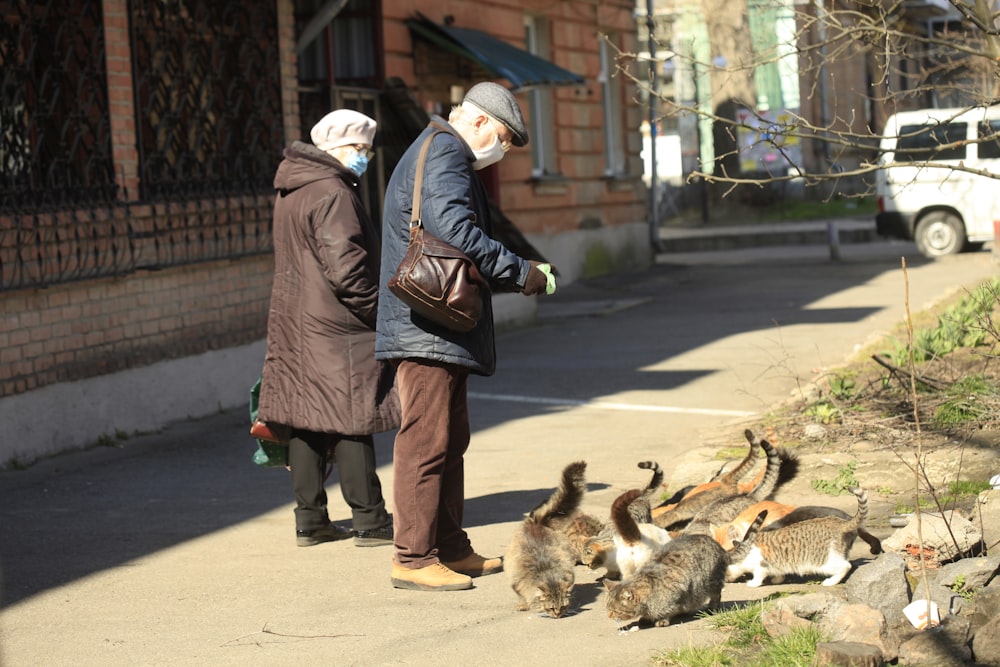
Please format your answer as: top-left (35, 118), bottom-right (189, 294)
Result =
top-left (0, 0), bottom-right (284, 291)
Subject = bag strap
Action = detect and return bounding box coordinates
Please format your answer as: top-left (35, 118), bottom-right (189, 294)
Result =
top-left (410, 129), bottom-right (444, 229)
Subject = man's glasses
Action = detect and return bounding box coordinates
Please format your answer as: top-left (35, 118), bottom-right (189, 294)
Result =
top-left (488, 118), bottom-right (512, 152)
top-left (352, 145), bottom-right (375, 159)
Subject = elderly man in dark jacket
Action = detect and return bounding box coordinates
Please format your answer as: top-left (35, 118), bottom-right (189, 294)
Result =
top-left (260, 109), bottom-right (399, 549)
top-left (376, 82), bottom-right (555, 591)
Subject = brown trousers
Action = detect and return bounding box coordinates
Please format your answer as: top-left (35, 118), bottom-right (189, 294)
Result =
top-left (392, 358), bottom-right (474, 569)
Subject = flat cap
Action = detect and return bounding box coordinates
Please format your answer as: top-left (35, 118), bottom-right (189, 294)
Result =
top-left (463, 82), bottom-right (529, 147)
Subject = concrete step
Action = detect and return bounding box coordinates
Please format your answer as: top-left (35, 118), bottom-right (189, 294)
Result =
top-left (658, 217), bottom-right (878, 253)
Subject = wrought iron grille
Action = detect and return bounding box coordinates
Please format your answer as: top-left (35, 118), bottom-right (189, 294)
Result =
top-left (0, 0), bottom-right (116, 208)
top-left (130, 0), bottom-right (283, 198)
top-left (0, 0), bottom-right (283, 292)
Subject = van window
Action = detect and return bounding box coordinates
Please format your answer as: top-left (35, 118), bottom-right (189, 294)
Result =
top-left (895, 122), bottom-right (967, 162)
top-left (977, 120), bottom-right (1000, 159)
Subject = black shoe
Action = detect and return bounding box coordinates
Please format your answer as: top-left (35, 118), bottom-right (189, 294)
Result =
top-left (354, 523), bottom-right (393, 547)
top-left (296, 523), bottom-right (353, 547)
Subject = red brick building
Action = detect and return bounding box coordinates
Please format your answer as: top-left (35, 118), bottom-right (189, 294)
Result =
top-left (0, 0), bottom-right (648, 465)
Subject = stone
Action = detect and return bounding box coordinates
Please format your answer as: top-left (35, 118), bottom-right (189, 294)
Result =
top-left (883, 511), bottom-right (982, 565)
top-left (927, 554), bottom-right (1000, 616)
top-left (804, 423), bottom-right (827, 440)
top-left (973, 586), bottom-right (1000, 633)
top-left (846, 553), bottom-right (911, 627)
top-left (812, 641), bottom-right (883, 667)
top-left (897, 615), bottom-right (973, 666)
top-left (762, 603), bottom-right (813, 638)
top-left (973, 489), bottom-right (1000, 558)
top-left (823, 603), bottom-right (896, 662)
top-left (972, 614), bottom-right (1000, 666)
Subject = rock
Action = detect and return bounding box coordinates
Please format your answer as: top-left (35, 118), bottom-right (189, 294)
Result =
top-left (883, 511), bottom-right (982, 565)
top-left (974, 489), bottom-right (1000, 552)
top-left (973, 586), bottom-right (1000, 633)
top-left (823, 603), bottom-right (896, 662)
top-left (846, 553), bottom-right (911, 627)
top-left (972, 614), bottom-right (1000, 666)
top-left (812, 641), bottom-right (883, 667)
top-left (898, 633), bottom-right (971, 665)
top-left (804, 423), bottom-right (827, 440)
top-left (762, 602), bottom-right (813, 638)
top-left (927, 554), bottom-right (1000, 616)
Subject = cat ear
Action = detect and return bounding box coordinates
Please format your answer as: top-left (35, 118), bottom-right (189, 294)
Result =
top-left (603, 578), bottom-right (618, 592)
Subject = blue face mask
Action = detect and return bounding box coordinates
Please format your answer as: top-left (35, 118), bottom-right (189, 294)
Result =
top-left (346, 151), bottom-right (370, 176)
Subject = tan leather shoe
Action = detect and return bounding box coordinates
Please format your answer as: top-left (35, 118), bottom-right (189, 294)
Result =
top-left (391, 563), bottom-right (473, 591)
top-left (441, 552), bottom-right (503, 577)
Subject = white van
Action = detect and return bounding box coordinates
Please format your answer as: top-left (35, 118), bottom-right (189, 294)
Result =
top-left (875, 106), bottom-right (1000, 257)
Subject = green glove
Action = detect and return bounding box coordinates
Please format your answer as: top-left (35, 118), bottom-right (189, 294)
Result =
top-left (536, 263), bottom-right (557, 295)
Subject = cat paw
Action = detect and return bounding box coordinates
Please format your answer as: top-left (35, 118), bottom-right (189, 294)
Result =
top-left (746, 579), bottom-right (764, 587)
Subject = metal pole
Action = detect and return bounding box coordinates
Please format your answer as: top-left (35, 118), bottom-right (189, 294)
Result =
top-left (646, 0), bottom-right (662, 251)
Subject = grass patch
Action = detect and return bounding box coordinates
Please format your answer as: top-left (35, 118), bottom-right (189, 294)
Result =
top-left (654, 598), bottom-right (824, 667)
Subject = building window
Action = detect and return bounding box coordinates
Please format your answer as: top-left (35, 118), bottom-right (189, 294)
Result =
top-left (0, 0), bottom-right (114, 209)
top-left (130, 1), bottom-right (283, 198)
top-left (600, 37), bottom-right (626, 177)
top-left (524, 16), bottom-right (558, 178)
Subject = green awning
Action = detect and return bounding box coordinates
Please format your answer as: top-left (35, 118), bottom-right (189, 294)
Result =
top-left (406, 15), bottom-right (585, 91)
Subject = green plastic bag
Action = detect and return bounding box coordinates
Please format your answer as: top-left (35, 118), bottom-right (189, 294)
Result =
top-left (249, 375), bottom-right (289, 468)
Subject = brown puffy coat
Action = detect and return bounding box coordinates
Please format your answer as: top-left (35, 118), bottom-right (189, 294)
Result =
top-left (258, 141), bottom-right (399, 435)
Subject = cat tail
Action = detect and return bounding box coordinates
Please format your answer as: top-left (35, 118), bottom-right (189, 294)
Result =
top-left (610, 488), bottom-right (644, 544)
top-left (748, 436), bottom-right (783, 501)
top-left (726, 509), bottom-right (768, 565)
top-left (772, 447), bottom-right (799, 494)
top-left (848, 487), bottom-right (870, 529)
top-left (717, 430), bottom-right (763, 489)
top-left (637, 460), bottom-right (664, 498)
top-left (527, 460), bottom-right (587, 527)
top-left (631, 461), bottom-right (664, 522)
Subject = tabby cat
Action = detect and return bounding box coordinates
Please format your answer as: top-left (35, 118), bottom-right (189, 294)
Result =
top-left (651, 431), bottom-right (798, 529)
top-left (763, 505), bottom-right (883, 554)
top-left (504, 461), bottom-right (588, 617)
top-left (580, 461), bottom-right (665, 577)
top-left (681, 435), bottom-right (783, 536)
top-left (605, 510), bottom-right (768, 629)
top-left (709, 499), bottom-right (796, 549)
top-left (651, 429), bottom-right (763, 530)
top-left (726, 487), bottom-right (871, 587)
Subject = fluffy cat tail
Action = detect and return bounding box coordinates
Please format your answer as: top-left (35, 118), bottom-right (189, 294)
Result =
top-left (726, 509), bottom-right (768, 565)
top-left (610, 488), bottom-right (644, 544)
top-left (527, 461), bottom-right (587, 527)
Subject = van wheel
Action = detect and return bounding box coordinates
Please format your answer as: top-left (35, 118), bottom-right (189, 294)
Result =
top-left (914, 212), bottom-right (966, 257)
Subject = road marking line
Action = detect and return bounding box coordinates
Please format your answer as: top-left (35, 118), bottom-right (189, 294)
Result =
top-left (468, 392), bottom-right (756, 417)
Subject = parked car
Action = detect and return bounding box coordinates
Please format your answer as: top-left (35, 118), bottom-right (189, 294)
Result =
top-left (875, 106), bottom-right (1000, 257)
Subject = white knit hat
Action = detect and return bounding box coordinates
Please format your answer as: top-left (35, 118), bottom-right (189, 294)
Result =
top-left (310, 109), bottom-right (376, 153)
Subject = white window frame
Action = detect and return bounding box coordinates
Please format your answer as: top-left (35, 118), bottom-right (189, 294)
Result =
top-left (599, 37), bottom-right (626, 177)
top-left (524, 15), bottom-right (558, 178)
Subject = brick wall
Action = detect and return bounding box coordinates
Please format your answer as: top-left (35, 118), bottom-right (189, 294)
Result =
top-left (0, 0), bottom-right (297, 401)
top-left (0, 255), bottom-right (272, 398)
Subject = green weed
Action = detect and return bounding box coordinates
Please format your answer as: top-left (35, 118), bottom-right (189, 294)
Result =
top-left (932, 375), bottom-right (999, 427)
top-left (805, 400), bottom-right (839, 425)
top-left (810, 461), bottom-right (859, 495)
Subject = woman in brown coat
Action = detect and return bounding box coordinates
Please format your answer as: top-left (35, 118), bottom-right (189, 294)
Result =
top-left (258, 109), bottom-right (399, 547)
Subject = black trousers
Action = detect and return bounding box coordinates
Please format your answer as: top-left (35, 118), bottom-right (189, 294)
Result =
top-left (289, 430), bottom-right (389, 532)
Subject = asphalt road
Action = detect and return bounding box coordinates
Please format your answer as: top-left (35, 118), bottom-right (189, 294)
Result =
top-left (1, 238), bottom-right (996, 667)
